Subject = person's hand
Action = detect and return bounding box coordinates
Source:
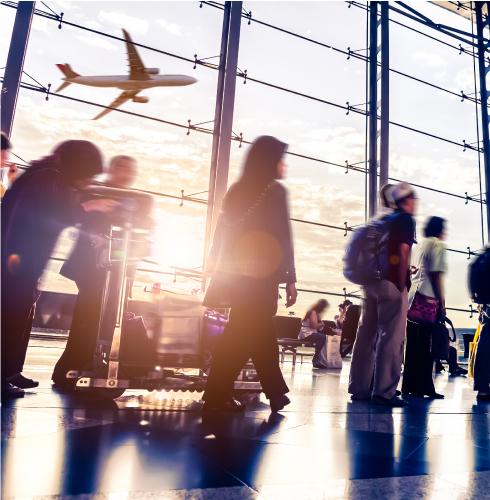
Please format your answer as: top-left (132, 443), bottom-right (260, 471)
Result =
top-left (285, 282), bottom-right (297, 308)
top-left (81, 198), bottom-right (119, 213)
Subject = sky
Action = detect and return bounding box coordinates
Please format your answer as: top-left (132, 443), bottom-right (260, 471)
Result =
top-left (0, 1), bottom-right (487, 327)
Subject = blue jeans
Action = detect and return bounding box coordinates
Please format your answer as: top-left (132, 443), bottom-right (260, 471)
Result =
top-left (474, 309), bottom-right (490, 392)
top-left (305, 331), bottom-right (326, 365)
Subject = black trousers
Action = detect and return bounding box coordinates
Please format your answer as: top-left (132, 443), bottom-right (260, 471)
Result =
top-left (203, 284), bottom-right (289, 402)
top-left (402, 320), bottom-right (435, 395)
top-left (1, 272), bottom-right (39, 382)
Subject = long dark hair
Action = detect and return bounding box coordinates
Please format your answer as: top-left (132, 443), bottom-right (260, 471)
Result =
top-left (222, 135), bottom-right (288, 218)
top-left (304, 299), bottom-right (329, 321)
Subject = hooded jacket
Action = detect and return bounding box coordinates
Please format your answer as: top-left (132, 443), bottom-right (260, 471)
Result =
top-left (208, 136), bottom-right (296, 286)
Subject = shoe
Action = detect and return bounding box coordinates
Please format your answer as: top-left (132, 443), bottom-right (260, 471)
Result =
top-left (202, 398), bottom-right (245, 413)
top-left (372, 395), bottom-right (408, 407)
top-left (426, 392), bottom-right (444, 399)
top-left (449, 367), bottom-right (468, 377)
top-left (7, 373), bottom-right (39, 389)
top-left (395, 390), bottom-right (401, 397)
top-left (2, 382), bottom-right (25, 399)
top-left (476, 393), bottom-right (490, 402)
top-left (350, 394), bottom-right (370, 401)
top-left (270, 394), bottom-right (291, 413)
top-left (312, 363), bottom-right (328, 369)
top-left (435, 361), bottom-right (445, 374)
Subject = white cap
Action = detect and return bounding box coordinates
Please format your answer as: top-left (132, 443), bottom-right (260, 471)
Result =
top-left (391, 182), bottom-right (416, 203)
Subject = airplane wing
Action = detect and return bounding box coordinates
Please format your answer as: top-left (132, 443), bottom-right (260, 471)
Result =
top-left (122, 29), bottom-right (149, 81)
top-left (93, 90), bottom-right (139, 120)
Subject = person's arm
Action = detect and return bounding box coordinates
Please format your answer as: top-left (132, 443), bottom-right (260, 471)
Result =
top-left (429, 272), bottom-right (445, 314)
top-left (398, 242), bottom-right (411, 292)
top-left (308, 310), bottom-right (323, 330)
top-left (274, 184), bottom-right (297, 306)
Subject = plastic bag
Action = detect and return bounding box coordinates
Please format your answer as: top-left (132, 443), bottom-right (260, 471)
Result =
top-left (317, 334), bottom-right (342, 369)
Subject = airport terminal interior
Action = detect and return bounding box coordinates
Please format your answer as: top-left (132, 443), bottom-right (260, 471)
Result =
top-left (2, 1), bottom-right (490, 499)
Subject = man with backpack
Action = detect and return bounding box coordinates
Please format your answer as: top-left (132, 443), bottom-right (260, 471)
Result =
top-left (346, 182), bottom-right (417, 407)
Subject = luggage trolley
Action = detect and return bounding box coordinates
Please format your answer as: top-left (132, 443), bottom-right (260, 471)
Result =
top-left (68, 186), bottom-right (262, 400)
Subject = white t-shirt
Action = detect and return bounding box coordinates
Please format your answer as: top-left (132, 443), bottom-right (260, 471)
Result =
top-left (410, 237), bottom-right (447, 300)
top-left (0, 166), bottom-right (10, 197)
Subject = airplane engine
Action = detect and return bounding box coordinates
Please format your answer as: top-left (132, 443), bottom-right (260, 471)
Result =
top-left (133, 96), bottom-right (149, 103)
top-left (144, 68), bottom-right (159, 75)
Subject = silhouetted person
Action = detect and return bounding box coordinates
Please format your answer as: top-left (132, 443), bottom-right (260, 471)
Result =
top-left (52, 156), bottom-right (138, 388)
top-left (203, 135), bottom-right (297, 413)
top-left (1, 141), bottom-right (115, 398)
top-left (349, 182), bottom-right (417, 407)
top-left (403, 216), bottom-right (447, 399)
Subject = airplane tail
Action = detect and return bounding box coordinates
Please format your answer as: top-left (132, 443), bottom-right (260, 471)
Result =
top-left (56, 63), bottom-right (79, 79)
top-left (56, 64), bottom-right (80, 92)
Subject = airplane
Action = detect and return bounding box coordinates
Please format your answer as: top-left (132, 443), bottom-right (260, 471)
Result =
top-left (56, 28), bottom-right (197, 120)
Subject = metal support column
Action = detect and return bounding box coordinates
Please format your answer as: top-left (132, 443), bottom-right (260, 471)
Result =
top-left (1, 1), bottom-right (35, 138)
top-left (475, 1), bottom-right (490, 242)
top-left (368, 1), bottom-right (379, 217)
top-left (202, 0), bottom-right (242, 268)
top-left (379, 1), bottom-right (390, 187)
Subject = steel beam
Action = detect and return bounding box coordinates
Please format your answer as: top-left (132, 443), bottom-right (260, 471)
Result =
top-left (379, 1), bottom-right (390, 187)
top-left (368, 1), bottom-right (379, 217)
top-left (202, 1), bottom-right (231, 271)
top-left (202, 1), bottom-right (242, 274)
top-left (1, 1), bottom-right (35, 138)
top-left (475, 1), bottom-right (490, 242)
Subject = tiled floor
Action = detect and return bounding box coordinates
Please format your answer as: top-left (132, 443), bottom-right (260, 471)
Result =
top-left (1, 339), bottom-right (489, 499)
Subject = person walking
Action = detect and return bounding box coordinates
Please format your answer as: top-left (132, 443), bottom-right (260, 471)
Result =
top-left (1, 141), bottom-right (116, 398)
top-left (202, 135), bottom-right (297, 413)
top-left (348, 182), bottom-right (417, 407)
top-left (402, 216), bottom-right (447, 398)
top-left (52, 156), bottom-right (138, 388)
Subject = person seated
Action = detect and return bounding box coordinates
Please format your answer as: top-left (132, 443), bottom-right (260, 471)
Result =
top-left (299, 299), bottom-right (336, 369)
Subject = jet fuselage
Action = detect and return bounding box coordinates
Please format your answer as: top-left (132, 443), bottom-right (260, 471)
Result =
top-left (66, 74), bottom-right (197, 90)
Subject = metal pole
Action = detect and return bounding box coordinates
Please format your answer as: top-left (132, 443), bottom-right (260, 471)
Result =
top-left (202, 2), bottom-right (231, 270)
top-left (212, 1), bottom-right (242, 222)
top-left (475, 1), bottom-right (490, 241)
top-left (368, 1), bottom-right (379, 217)
top-left (379, 1), bottom-right (390, 187)
top-left (1, 1), bottom-right (35, 138)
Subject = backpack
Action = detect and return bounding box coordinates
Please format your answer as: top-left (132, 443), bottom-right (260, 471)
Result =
top-left (469, 247), bottom-right (490, 304)
top-left (343, 216), bottom-right (391, 285)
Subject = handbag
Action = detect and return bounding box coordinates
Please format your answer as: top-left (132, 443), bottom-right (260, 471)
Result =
top-left (468, 323), bottom-right (481, 378)
top-left (431, 316), bottom-right (456, 361)
top-left (407, 243), bottom-right (440, 324)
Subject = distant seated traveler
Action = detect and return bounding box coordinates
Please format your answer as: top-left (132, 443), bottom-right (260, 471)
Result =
top-left (1, 141), bottom-right (115, 399)
top-left (202, 135), bottom-right (297, 413)
top-left (348, 182), bottom-right (417, 407)
top-left (299, 299), bottom-right (330, 368)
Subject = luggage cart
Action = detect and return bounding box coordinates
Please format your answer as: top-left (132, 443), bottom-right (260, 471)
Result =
top-left (67, 186), bottom-right (262, 400)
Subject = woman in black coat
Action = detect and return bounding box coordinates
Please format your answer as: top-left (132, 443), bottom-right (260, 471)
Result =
top-left (1, 140), bottom-right (113, 398)
top-left (202, 135), bottom-right (297, 413)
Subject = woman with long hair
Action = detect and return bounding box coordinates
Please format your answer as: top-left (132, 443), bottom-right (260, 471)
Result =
top-left (299, 299), bottom-right (329, 368)
top-left (202, 135), bottom-right (297, 413)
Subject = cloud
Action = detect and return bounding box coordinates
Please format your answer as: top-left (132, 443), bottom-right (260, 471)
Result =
top-left (98, 11), bottom-right (149, 36)
top-left (76, 34), bottom-right (118, 52)
top-left (155, 18), bottom-right (183, 37)
top-left (412, 51), bottom-right (448, 70)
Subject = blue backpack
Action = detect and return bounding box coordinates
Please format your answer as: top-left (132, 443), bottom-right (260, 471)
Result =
top-left (343, 216), bottom-right (391, 286)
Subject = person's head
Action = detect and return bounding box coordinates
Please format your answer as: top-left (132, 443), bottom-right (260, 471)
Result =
top-left (1, 132), bottom-right (12, 168)
top-left (107, 155), bottom-right (137, 188)
top-left (391, 182), bottom-right (417, 215)
top-left (305, 298), bottom-right (329, 320)
top-left (342, 299), bottom-right (353, 309)
top-left (424, 216), bottom-right (446, 240)
top-left (51, 140), bottom-right (104, 188)
top-left (240, 135), bottom-right (288, 187)
top-left (379, 183), bottom-right (395, 210)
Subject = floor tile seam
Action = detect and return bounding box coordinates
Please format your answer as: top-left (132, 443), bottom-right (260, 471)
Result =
top-left (400, 437), bottom-right (430, 460)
